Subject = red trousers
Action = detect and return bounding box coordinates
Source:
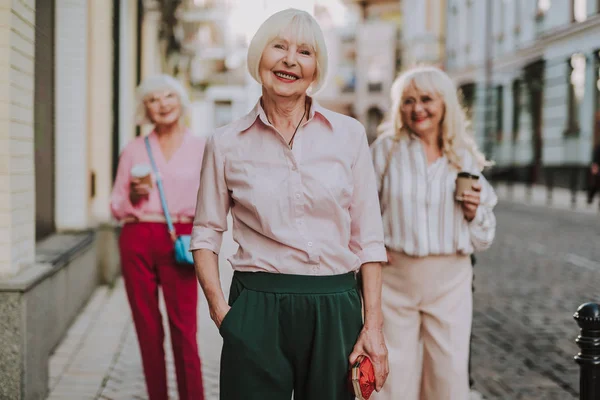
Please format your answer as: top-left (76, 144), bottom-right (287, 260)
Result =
top-left (119, 222), bottom-right (204, 400)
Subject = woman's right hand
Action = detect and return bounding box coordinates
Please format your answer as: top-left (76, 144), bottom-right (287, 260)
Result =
top-left (211, 302), bottom-right (231, 329)
top-left (384, 248), bottom-right (395, 266)
top-left (129, 178), bottom-right (152, 204)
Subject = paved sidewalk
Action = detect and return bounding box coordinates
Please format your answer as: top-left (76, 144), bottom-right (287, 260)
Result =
top-left (47, 224), bottom-right (485, 399)
top-left (47, 225), bottom-right (236, 400)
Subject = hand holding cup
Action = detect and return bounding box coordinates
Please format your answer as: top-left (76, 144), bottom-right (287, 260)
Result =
top-left (129, 164), bottom-right (153, 204)
top-left (455, 172), bottom-right (481, 221)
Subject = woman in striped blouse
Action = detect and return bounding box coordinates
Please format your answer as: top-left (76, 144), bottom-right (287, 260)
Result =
top-left (370, 66), bottom-right (497, 400)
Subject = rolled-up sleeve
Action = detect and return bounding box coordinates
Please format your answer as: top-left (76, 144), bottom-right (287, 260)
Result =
top-left (110, 145), bottom-right (148, 220)
top-left (348, 131), bottom-right (388, 264)
top-left (469, 174), bottom-right (497, 251)
top-left (190, 134), bottom-right (230, 254)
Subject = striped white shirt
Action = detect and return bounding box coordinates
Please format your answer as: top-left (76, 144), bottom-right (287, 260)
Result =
top-left (370, 134), bottom-right (497, 257)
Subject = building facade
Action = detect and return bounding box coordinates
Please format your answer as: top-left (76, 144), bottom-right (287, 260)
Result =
top-left (318, 0), bottom-right (402, 143)
top-left (401, 0), bottom-right (446, 68)
top-left (445, 0), bottom-right (600, 187)
top-left (0, 0), bottom-right (168, 398)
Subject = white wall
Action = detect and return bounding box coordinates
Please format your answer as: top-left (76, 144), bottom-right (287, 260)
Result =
top-left (55, 0), bottom-right (90, 230)
top-left (88, 1), bottom-right (115, 224)
top-left (355, 21), bottom-right (396, 119)
top-left (119, 0), bottom-right (139, 152)
top-left (0, 0), bottom-right (36, 276)
top-left (402, 0), bottom-right (445, 66)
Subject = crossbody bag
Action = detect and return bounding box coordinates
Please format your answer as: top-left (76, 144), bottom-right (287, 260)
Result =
top-left (144, 136), bottom-right (194, 266)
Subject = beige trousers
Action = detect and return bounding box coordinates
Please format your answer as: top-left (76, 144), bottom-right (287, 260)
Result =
top-left (373, 252), bottom-right (473, 400)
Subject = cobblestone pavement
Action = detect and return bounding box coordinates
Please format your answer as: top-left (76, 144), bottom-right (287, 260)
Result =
top-left (45, 201), bottom-right (598, 400)
top-left (471, 202), bottom-right (600, 399)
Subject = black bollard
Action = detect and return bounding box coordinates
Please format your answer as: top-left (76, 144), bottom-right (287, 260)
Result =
top-left (573, 303), bottom-right (600, 400)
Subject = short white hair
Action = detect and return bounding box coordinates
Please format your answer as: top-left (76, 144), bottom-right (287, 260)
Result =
top-left (247, 8), bottom-right (329, 94)
top-left (135, 74), bottom-right (191, 125)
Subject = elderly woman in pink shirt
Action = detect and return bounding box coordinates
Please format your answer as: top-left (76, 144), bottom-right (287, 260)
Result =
top-left (110, 75), bottom-right (205, 400)
top-left (191, 9), bottom-right (388, 400)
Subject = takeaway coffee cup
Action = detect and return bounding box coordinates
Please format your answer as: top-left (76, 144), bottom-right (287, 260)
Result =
top-left (130, 164), bottom-right (153, 188)
top-left (455, 172), bottom-right (479, 201)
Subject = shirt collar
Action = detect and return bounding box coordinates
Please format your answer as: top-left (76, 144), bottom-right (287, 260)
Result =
top-left (237, 96), bottom-right (334, 133)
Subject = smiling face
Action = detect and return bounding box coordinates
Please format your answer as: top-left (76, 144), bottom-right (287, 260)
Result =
top-left (258, 35), bottom-right (317, 98)
top-left (144, 90), bottom-right (182, 126)
top-left (400, 83), bottom-right (445, 138)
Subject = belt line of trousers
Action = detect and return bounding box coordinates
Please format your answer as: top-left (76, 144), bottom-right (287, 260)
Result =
top-left (373, 252), bottom-right (472, 400)
top-left (119, 222), bottom-right (205, 400)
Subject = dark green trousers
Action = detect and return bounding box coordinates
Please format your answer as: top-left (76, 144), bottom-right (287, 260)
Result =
top-left (219, 271), bottom-right (363, 400)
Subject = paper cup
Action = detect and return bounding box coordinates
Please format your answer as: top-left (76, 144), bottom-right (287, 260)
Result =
top-left (131, 164), bottom-right (153, 188)
top-left (455, 172), bottom-right (479, 201)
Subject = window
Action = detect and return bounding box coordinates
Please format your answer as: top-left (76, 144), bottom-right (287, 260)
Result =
top-left (566, 53), bottom-right (586, 136)
top-left (572, 0), bottom-right (587, 22)
top-left (496, 85), bottom-right (504, 142)
top-left (367, 56), bottom-right (384, 93)
top-left (459, 83), bottom-right (476, 122)
top-left (366, 108), bottom-right (384, 144)
top-left (511, 79), bottom-right (521, 141)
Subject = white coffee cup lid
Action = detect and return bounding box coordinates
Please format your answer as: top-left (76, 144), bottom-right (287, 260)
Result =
top-left (131, 164), bottom-right (152, 178)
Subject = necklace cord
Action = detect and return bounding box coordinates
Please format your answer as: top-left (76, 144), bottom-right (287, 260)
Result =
top-left (265, 100), bottom-right (307, 149)
top-left (288, 100), bottom-right (307, 149)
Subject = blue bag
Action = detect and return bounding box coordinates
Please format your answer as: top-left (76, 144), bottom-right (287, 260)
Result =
top-left (144, 137), bottom-right (194, 266)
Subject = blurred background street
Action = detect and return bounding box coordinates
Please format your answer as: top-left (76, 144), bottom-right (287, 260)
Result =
top-left (1, 0), bottom-right (600, 399)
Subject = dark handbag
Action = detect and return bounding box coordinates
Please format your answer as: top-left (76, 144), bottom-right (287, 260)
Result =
top-left (144, 137), bottom-right (194, 266)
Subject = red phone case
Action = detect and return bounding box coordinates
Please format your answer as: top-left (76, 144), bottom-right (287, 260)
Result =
top-left (349, 355), bottom-right (376, 400)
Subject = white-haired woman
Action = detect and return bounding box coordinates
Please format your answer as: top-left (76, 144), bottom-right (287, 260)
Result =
top-left (370, 66), bottom-right (497, 400)
top-left (110, 74), bottom-right (205, 400)
top-left (191, 8), bottom-right (388, 400)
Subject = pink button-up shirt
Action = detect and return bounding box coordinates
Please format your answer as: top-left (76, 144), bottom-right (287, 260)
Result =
top-left (190, 99), bottom-right (387, 275)
top-left (111, 130), bottom-right (206, 221)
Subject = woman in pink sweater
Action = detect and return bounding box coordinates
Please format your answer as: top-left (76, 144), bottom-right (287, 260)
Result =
top-left (110, 75), bottom-right (205, 400)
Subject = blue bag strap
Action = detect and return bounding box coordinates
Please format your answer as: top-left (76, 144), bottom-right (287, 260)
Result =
top-left (144, 136), bottom-right (175, 236)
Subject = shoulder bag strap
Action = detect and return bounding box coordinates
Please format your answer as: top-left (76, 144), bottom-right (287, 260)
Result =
top-left (144, 136), bottom-right (176, 237)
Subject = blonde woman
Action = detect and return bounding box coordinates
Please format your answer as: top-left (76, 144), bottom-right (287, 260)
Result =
top-left (191, 8), bottom-right (388, 400)
top-left (370, 66), bottom-right (497, 400)
top-left (111, 75), bottom-right (205, 400)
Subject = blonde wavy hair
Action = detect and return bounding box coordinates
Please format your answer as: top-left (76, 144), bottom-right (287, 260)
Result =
top-left (379, 66), bottom-right (492, 170)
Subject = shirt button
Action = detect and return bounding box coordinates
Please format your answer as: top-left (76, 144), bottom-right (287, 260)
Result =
top-left (295, 193), bottom-right (301, 199)
top-left (308, 241), bottom-right (313, 247)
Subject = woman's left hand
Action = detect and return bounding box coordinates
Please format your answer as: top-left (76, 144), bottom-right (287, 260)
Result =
top-left (461, 182), bottom-right (481, 221)
top-left (349, 326), bottom-right (389, 392)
